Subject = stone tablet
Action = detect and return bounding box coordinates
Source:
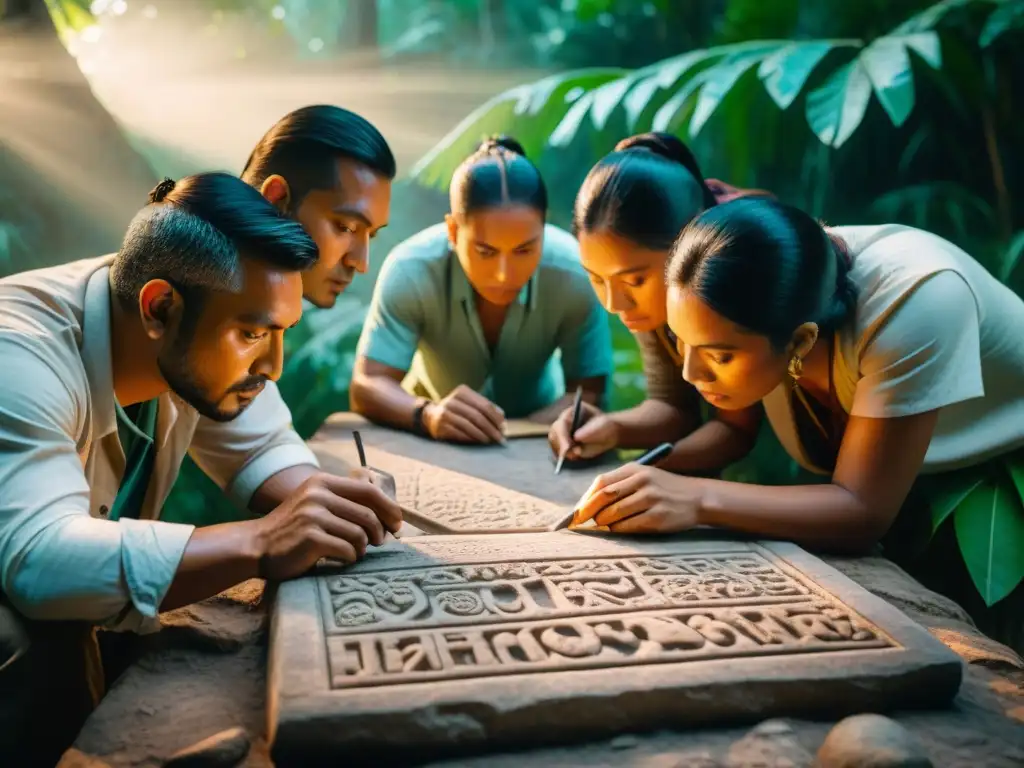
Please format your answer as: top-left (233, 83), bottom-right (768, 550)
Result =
top-left (311, 413), bottom-right (615, 507)
top-left (315, 443), bottom-right (570, 532)
top-left (268, 533), bottom-right (963, 765)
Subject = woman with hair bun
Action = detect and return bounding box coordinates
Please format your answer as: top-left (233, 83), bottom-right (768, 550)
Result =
top-left (573, 197), bottom-right (1024, 579)
top-left (352, 136), bottom-right (612, 444)
top-left (550, 131), bottom-right (770, 470)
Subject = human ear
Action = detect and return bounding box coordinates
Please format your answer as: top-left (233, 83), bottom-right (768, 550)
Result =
top-left (786, 321), bottom-right (820, 362)
top-left (138, 279), bottom-right (181, 341)
top-left (260, 175), bottom-right (292, 213)
top-left (444, 213), bottom-right (459, 249)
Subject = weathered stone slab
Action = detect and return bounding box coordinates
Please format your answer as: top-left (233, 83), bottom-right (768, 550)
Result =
top-left (314, 443), bottom-right (571, 532)
top-left (311, 413), bottom-right (616, 508)
top-left (267, 533), bottom-right (963, 765)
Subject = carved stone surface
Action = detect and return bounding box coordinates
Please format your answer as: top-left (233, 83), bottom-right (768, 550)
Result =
top-left (315, 442), bottom-right (570, 531)
top-left (311, 413), bottom-right (616, 507)
top-left (268, 534), bottom-right (963, 765)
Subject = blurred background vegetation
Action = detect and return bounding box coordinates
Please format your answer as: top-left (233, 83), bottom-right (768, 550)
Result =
top-left (2, 0), bottom-right (1023, 613)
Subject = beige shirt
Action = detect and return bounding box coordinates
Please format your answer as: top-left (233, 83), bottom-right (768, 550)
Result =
top-left (764, 225), bottom-right (1024, 475)
top-left (0, 256), bottom-right (318, 631)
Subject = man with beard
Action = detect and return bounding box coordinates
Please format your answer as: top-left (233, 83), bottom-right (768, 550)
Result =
top-left (241, 104), bottom-right (396, 307)
top-left (0, 172), bottom-right (401, 765)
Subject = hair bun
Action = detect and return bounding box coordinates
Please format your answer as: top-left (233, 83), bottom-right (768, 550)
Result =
top-left (477, 134), bottom-right (527, 158)
top-left (148, 177), bottom-right (177, 204)
top-left (615, 132), bottom-right (693, 165)
top-left (615, 132), bottom-right (716, 209)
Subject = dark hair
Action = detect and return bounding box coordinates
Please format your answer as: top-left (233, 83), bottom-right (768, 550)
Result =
top-left (449, 135), bottom-right (548, 217)
top-left (573, 132), bottom-right (716, 251)
top-left (666, 198), bottom-right (857, 349)
top-left (241, 105), bottom-right (396, 208)
top-left (110, 173), bottom-right (319, 316)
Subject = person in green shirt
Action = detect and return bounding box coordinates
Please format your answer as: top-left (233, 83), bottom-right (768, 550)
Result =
top-left (350, 136), bottom-right (613, 444)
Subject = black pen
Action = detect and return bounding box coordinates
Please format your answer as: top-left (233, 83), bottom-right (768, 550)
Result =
top-left (554, 385), bottom-right (584, 475)
top-left (634, 442), bottom-right (674, 466)
top-left (353, 430), bottom-right (368, 468)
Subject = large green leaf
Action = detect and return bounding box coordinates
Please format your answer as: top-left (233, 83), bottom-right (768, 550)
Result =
top-left (954, 473), bottom-right (1024, 606)
top-left (1000, 230), bottom-right (1024, 283)
top-left (861, 33), bottom-right (941, 127)
top-left (928, 471), bottom-right (986, 534)
top-left (758, 40), bottom-right (853, 110)
top-left (1008, 451), bottom-right (1024, 507)
top-left (650, 70), bottom-right (712, 133)
top-left (688, 41), bottom-right (787, 137)
top-left (805, 59), bottom-right (873, 147)
top-left (980, 0), bottom-right (1024, 46)
top-left (409, 68), bottom-right (626, 189)
top-left (893, 0), bottom-right (982, 33)
top-left (804, 30), bottom-right (942, 146)
top-left (870, 182), bottom-right (996, 239)
top-left (621, 49), bottom-right (721, 130)
top-left (642, 41), bottom-right (779, 134)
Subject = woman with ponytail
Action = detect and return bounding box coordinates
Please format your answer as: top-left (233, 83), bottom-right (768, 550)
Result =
top-left (573, 197), bottom-right (1024, 583)
top-left (352, 136), bottom-right (612, 444)
top-left (550, 132), bottom-right (770, 471)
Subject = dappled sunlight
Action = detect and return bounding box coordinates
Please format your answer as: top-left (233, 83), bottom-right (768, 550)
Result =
top-left (0, 17), bottom-right (156, 259)
top-left (56, 5), bottom-right (548, 178)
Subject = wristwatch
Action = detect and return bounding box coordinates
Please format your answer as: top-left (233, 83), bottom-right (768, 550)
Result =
top-left (411, 398), bottom-right (431, 437)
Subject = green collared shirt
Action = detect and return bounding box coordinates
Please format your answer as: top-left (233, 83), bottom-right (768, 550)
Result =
top-left (356, 223), bottom-right (613, 417)
top-left (109, 399), bottom-right (159, 522)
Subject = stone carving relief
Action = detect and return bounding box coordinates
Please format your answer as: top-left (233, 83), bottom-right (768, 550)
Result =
top-left (326, 602), bottom-right (889, 689)
top-left (319, 550), bottom-right (894, 689)
top-left (320, 445), bottom-right (569, 531)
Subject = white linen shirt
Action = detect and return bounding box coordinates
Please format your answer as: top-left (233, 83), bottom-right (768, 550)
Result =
top-left (0, 256), bottom-right (319, 631)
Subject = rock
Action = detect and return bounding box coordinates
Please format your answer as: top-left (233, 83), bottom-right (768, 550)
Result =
top-left (56, 749), bottom-right (114, 768)
top-left (726, 718), bottom-right (813, 767)
top-left (753, 719), bottom-right (796, 737)
top-left (163, 727), bottom-right (250, 768)
top-left (815, 714), bottom-right (933, 767)
top-left (675, 755), bottom-right (722, 768)
top-left (611, 734), bottom-right (640, 750)
top-left (157, 580), bottom-right (267, 653)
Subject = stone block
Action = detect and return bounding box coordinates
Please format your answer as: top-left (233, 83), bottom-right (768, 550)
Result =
top-left (267, 533), bottom-right (963, 765)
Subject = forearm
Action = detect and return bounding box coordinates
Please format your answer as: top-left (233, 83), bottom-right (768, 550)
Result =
top-left (697, 478), bottom-right (876, 554)
top-left (2, 515), bottom-right (194, 626)
top-left (160, 520), bottom-right (262, 611)
top-left (249, 463), bottom-right (319, 516)
top-left (659, 418), bottom-right (756, 474)
top-left (609, 399), bottom-right (695, 449)
top-left (350, 374), bottom-right (420, 431)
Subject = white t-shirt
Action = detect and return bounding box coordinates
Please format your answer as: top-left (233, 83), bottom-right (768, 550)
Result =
top-left (763, 224), bottom-right (1024, 475)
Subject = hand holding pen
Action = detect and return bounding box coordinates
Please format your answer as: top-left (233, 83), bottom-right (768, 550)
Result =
top-left (570, 442), bottom-right (701, 533)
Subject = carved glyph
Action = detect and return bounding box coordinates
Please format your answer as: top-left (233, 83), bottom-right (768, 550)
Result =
top-left (318, 548), bottom-right (895, 689)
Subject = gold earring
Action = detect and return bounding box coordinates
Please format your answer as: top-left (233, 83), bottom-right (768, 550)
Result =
top-left (788, 356), bottom-right (803, 380)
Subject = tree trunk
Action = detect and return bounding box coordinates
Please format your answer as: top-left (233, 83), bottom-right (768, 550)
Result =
top-left (0, 0), bottom-right (43, 21)
top-left (349, 0), bottom-right (379, 50)
top-left (0, 0), bottom-right (157, 276)
top-left (479, 0), bottom-right (504, 54)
